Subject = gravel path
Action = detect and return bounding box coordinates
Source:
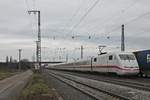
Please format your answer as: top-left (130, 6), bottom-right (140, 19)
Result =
top-left (0, 70), bottom-right (33, 100)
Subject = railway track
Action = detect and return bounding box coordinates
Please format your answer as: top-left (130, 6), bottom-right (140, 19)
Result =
top-left (47, 70), bottom-right (150, 100)
top-left (61, 71), bottom-right (150, 92)
top-left (97, 77), bottom-right (150, 91)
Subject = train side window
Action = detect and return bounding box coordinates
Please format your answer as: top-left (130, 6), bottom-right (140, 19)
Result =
top-left (94, 58), bottom-right (97, 62)
top-left (109, 55), bottom-right (113, 60)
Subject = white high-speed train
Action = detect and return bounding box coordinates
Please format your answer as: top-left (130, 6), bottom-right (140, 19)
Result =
top-left (50, 52), bottom-right (139, 75)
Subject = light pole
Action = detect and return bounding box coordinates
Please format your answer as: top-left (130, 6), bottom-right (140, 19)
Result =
top-left (81, 45), bottom-right (83, 59)
top-left (28, 10), bottom-right (42, 72)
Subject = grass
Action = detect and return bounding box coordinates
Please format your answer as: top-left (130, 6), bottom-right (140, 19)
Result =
top-left (0, 68), bottom-right (19, 80)
top-left (19, 73), bottom-right (49, 100)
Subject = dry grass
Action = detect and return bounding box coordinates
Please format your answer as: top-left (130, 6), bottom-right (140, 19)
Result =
top-left (19, 73), bottom-right (58, 100)
top-left (0, 68), bottom-right (18, 80)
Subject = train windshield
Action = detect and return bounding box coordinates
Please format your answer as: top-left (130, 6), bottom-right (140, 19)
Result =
top-left (119, 54), bottom-right (135, 60)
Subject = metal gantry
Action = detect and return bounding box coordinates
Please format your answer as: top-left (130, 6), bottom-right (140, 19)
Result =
top-left (28, 10), bottom-right (42, 72)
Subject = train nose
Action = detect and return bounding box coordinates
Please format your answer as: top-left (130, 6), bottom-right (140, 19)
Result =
top-left (127, 69), bottom-right (139, 75)
top-left (119, 68), bottom-right (140, 75)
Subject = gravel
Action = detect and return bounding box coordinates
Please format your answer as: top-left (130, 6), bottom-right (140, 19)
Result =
top-left (44, 71), bottom-right (96, 100)
top-left (51, 70), bottom-right (150, 100)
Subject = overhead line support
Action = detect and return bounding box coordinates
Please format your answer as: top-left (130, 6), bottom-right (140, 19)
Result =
top-left (28, 10), bottom-right (42, 72)
top-left (121, 24), bottom-right (125, 52)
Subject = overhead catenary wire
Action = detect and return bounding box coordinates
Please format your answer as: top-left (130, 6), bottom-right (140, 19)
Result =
top-left (85, 0), bottom-right (140, 36)
top-left (44, 0), bottom-right (100, 40)
top-left (24, 0), bottom-right (34, 34)
top-left (24, 0), bottom-right (39, 40)
top-left (95, 7), bottom-right (150, 40)
top-left (48, 3), bottom-right (95, 40)
top-left (69, 0), bottom-right (95, 29)
top-left (50, 11), bottom-right (150, 41)
top-left (70, 0), bottom-right (101, 34)
top-left (107, 11), bottom-right (150, 35)
top-left (71, 0), bottom-right (139, 40)
top-left (24, 0), bottom-right (31, 10)
top-left (66, 0), bottom-right (139, 41)
top-left (25, 0), bottom-right (150, 45)
top-left (49, 0), bottom-right (88, 40)
top-left (61, 0), bottom-right (85, 34)
top-left (103, 11), bottom-right (150, 45)
top-left (124, 11), bottom-right (150, 25)
top-left (32, 0), bottom-right (36, 10)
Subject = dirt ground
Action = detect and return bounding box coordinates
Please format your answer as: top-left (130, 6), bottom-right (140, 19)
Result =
top-left (42, 73), bottom-right (63, 100)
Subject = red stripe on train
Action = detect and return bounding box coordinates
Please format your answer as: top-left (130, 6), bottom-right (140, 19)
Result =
top-left (79, 65), bottom-right (139, 71)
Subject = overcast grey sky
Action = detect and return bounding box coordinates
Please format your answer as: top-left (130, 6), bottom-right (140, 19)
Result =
top-left (0, 0), bottom-right (150, 61)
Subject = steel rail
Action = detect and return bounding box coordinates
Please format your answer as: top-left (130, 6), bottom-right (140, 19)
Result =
top-left (48, 71), bottom-right (130, 100)
top-left (60, 71), bottom-right (150, 92)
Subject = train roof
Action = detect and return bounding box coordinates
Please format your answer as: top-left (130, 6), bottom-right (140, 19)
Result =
top-left (98, 52), bottom-right (134, 56)
top-left (133, 49), bottom-right (150, 53)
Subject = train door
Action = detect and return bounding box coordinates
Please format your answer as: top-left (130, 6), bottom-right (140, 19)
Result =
top-left (107, 55), bottom-right (113, 73)
top-left (107, 55), bottom-right (117, 73)
top-left (92, 57), bottom-right (97, 71)
top-left (92, 57), bottom-right (101, 72)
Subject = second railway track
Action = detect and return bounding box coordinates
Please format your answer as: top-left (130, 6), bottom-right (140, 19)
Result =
top-left (47, 70), bottom-right (150, 100)
top-left (60, 71), bottom-right (150, 92)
